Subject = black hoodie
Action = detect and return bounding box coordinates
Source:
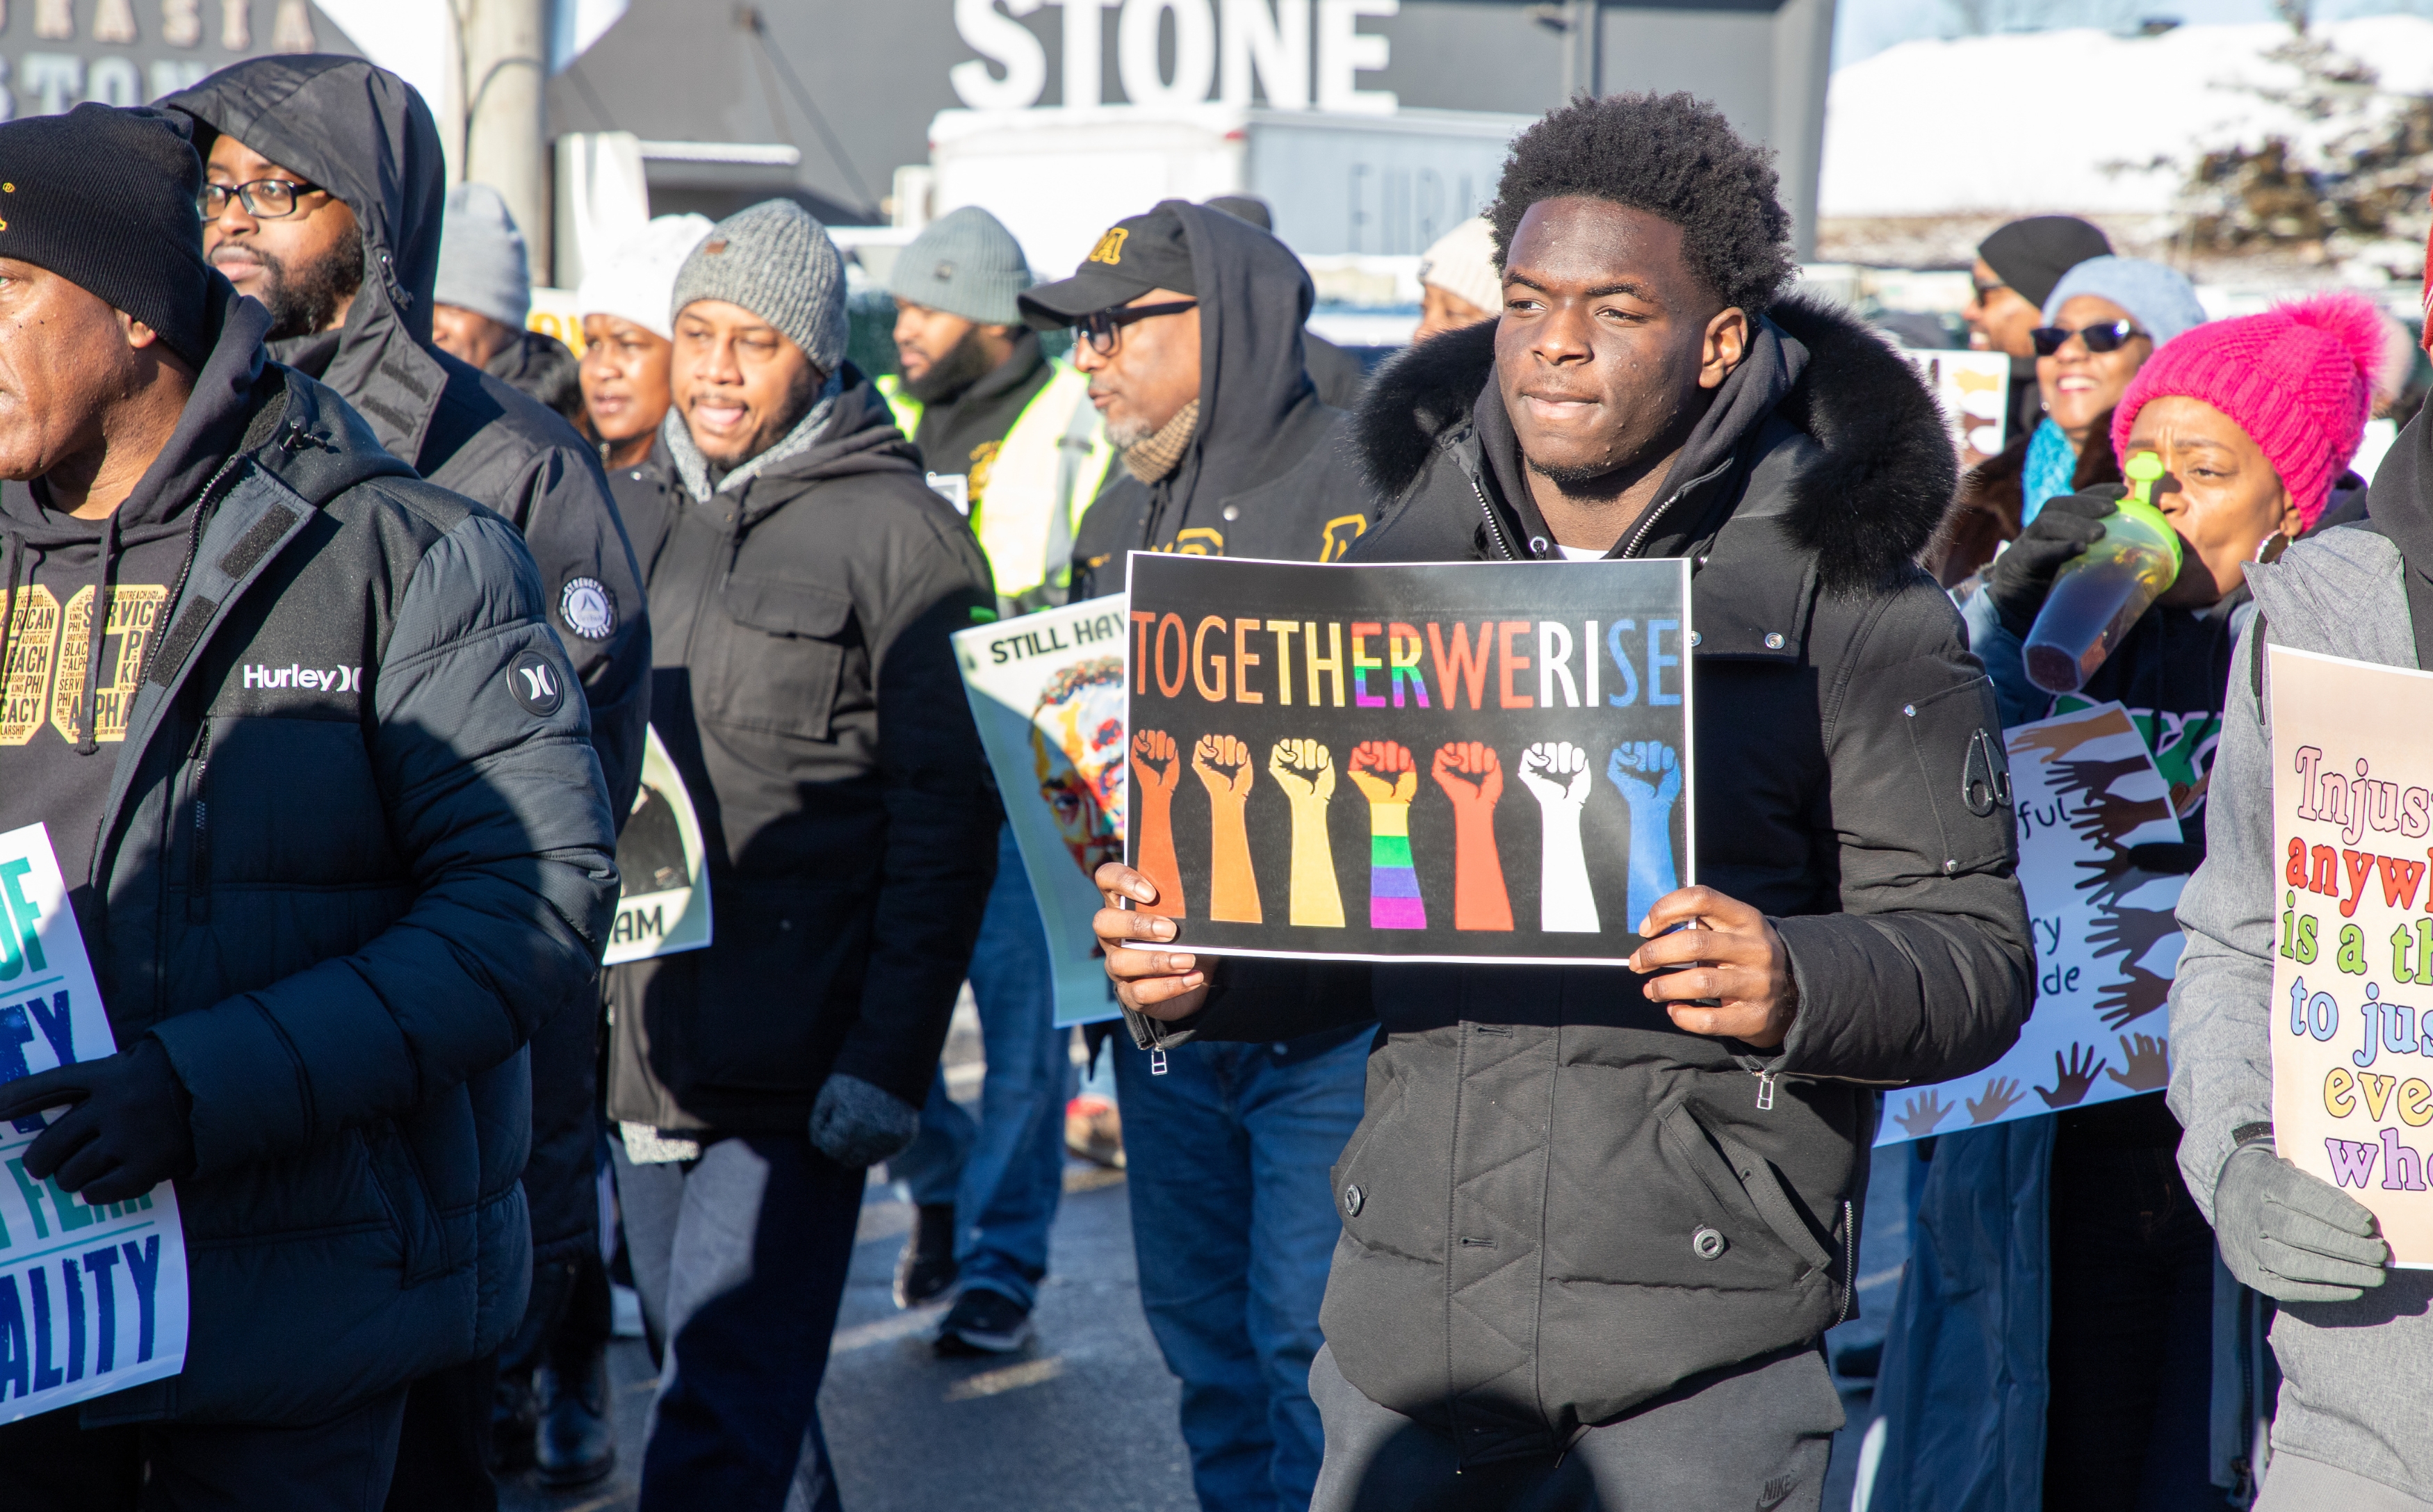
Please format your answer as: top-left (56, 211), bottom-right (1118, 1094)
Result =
top-left (1068, 201), bottom-right (1364, 595)
top-left (165, 56), bottom-right (649, 817)
top-left (0, 294), bottom-right (276, 904)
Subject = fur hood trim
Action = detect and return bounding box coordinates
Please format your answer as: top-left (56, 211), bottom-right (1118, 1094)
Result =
top-left (1351, 295), bottom-right (1958, 592)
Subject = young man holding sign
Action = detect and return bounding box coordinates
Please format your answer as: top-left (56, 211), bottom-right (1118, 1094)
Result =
top-left (0, 104), bottom-right (617, 1506)
top-left (1098, 93), bottom-right (2033, 1509)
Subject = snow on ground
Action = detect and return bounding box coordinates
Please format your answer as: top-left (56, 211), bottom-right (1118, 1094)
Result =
top-left (1821, 16), bottom-right (2433, 219)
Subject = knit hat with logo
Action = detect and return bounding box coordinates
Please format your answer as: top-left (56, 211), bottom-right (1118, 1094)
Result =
top-left (0, 102), bottom-right (220, 368)
top-left (671, 199), bottom-right (849, 375)
top-left (887, 205), bottom-right (1032, 327)
top-left (2111, 292), bottom-right (2384, 530)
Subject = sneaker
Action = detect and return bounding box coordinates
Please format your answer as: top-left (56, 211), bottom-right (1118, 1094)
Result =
top-left (1065, 1095), bottom-right (1125, 1169)
top-left (934, 1287), bottom-right (1034, 1356)
top-left (894, 1203), bottom-right (958, 1309)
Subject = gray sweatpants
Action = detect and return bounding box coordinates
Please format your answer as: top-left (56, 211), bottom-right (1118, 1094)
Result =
top-left (1307, 1342), bottom-right (1844, 1512)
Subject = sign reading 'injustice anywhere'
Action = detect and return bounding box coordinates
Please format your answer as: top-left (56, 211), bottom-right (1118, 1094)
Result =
top-left (1123, 553), bottom-right (1693, 966)
top-left (2270, 644), bottom-right (2433, 1267)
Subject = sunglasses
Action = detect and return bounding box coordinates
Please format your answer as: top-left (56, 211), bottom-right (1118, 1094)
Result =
top-left (2031, 320), bottom-right (2149, 357)
top-left (1077, 300), bottom-right (1198, 355)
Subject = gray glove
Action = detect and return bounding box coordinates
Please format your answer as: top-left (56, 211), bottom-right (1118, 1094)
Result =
top-left (808, 1073), bottom-right (921, 1169)
top-left (2215, 1141), bottom-right (2389, 1303)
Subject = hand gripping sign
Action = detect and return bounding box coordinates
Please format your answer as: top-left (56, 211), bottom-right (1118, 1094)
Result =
top-left (0, 824), bottom-right (190, 1423)
top-left (1123, 554), bottom-right (1693, 966)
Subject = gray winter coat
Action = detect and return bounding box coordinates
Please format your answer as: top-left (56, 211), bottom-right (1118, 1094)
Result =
top-left (56, 295), bottom-right (617, 1425)
top-left (2172, 517), bottom-right (2433, 1502)
top-left (1131, 304), bottom-right (2033, 1460)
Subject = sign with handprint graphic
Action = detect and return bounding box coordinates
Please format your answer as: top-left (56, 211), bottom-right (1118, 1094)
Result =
top-left (2267, 646), bottom-right (2433, 1266)
top-left (954, 594), bottom-right (1131, 1025)
top-left (1879, 701), bottom-right (2185, 1146)
top-left (1122, 553), bottom-right (1691, 964)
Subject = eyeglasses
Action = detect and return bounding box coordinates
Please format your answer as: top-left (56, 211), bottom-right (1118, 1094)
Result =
top-left (1970, 279), bottom-right (2010, 303)
top-left (2031, 320), bottom-right (2149, 357)
top-left (199, 179), bottom-right (325, 220)
top-left (1077, 300), bottom-right (1198, 355)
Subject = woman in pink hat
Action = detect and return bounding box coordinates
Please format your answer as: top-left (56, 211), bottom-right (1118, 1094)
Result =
top-left (1871, 293), bottom-right (2386, 1511)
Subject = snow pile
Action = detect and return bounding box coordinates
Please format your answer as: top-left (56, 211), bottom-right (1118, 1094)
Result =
top-left (1821, 17), bottom-right (2433, 218)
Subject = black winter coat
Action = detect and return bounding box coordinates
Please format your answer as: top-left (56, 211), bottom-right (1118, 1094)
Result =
top-left (605, 379), bottom-right (1000, 1131)
top-left (1130, 302), bottom-right (2033, 1461)
top-left (168, 57), bottom-right (649, 823)
top-left (59, 296), bottom-right (617, 1425)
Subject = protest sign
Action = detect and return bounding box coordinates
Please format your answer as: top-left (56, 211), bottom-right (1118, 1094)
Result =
top-left (0, 823), bottom-right (188, 1423)
top-left (603, 726), bottom-right (713, 968)
top-left (955, 594), bottom-right (1129, 1026)
top-left (2268, 645), bottom-right (2433, 1267)
top-left (1123, 553), bottom-right (1692, 966)
top-left (1879, 701), bottom-right (2186, 1146)
top-left (1902, 348), bottom-right (2012, 457)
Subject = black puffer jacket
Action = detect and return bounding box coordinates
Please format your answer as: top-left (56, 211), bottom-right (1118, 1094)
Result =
top-left (47, 294), bottom-right (616, 1425)
top-left (1134, 302), bottom-right (2033, 1460)
top-left (605, 377), bottom-right (1000, 1131)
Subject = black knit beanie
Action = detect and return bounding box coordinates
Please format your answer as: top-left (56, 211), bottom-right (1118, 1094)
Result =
top-left (0, 103), bottom-right (218, 369)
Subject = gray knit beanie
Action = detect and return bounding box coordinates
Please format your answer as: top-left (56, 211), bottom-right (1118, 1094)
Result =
top-left (672, 200), bottom-right (849, 375)
top-left (887, 206), bottom-right (1032, 327)
top-left (434, 183), bottom-right (531, 330)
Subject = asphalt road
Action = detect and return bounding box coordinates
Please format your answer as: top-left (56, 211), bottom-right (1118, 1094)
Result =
top-left (497, 1160), bottom-right (1193, 1512)
top-left (496, 985), bottom-right (1917, 1512)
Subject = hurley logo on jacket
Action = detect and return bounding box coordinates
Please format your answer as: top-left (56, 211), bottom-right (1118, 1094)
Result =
top-left (242, 664), bottom-right (364, 693)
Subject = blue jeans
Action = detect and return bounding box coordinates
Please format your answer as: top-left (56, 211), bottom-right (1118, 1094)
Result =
top-left (888, 824), bottom-right (1071, 1309)
top-left (615, 1135), bottom-right (865, 1512)
top-left (1114, 1029), bottom-right (1371, 1512)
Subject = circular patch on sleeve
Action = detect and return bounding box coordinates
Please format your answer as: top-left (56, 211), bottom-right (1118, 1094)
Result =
top-left (508, 649), bottom-right (567, 717)
top-left (559, 576), bottom-right (617, 641)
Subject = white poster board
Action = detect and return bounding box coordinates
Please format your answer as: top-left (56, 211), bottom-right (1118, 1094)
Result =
top-left (955, 595), bottom-right (1129, 1027)
top-left (603, 726), bottom-right (713, 967)
top-left (1878, 702), bottom-right (2187, 1144)
top-left (1903, 348), bottom-right (2012, 458)
top-left (0, 823), bottom-right (189, 1422)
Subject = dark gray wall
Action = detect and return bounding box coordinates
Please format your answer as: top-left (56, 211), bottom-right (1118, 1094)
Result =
top-left (0, 1), bottom-right (359, 116)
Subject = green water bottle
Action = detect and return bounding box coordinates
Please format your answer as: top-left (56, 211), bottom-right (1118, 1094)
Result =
top-left (2021, 452), bottom-right (2186, 695)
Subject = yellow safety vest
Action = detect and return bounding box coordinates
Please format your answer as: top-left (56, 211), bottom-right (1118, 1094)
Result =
top-left (879, 362), bottom-right (1113, 613)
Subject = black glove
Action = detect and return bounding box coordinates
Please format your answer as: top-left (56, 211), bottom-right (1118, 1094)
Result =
top-left (807, 1073), bottom-right (920, 1169)
top-left (1984, 485), bottom-right (2122, 637)
top-left (0, 1037), bottom-right (197, 1205)
top-left (2215, 1142), bottom-right (2388, 1303)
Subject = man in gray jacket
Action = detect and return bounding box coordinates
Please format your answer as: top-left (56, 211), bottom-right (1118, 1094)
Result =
top-left (2171, 404), bottom-right (2433, 1509)
top-left (0, 102), bottom-right (615, 1509)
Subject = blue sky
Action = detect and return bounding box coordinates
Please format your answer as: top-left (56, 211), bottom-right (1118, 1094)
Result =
top-left (1832, 0), bottom-right (2433, 67)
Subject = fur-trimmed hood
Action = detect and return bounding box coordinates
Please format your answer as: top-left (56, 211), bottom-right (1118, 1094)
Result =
top-left (1349, 294), bottom-right (1957, 594)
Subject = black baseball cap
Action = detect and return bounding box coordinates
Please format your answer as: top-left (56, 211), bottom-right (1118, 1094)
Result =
top-left (1019, 204), bottom-right (1196, 330)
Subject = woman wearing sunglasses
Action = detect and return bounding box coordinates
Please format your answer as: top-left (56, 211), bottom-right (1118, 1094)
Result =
top-left (1873, 295), bottom-right (2385, 1512)
top-left (1940, 258), bottom-right (2209, 587)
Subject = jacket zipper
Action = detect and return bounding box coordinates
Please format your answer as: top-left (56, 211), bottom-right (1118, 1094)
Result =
top-left (1469, 476), bottom-right (1518, 562)
top-left (1834, 1198), bottom-right (1855, 1324)
top-left (186, 722), bottom-right (211, 924)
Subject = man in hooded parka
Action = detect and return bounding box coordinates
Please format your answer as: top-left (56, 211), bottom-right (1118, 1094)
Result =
top-left (162, 56), bottom-right (650, 1502)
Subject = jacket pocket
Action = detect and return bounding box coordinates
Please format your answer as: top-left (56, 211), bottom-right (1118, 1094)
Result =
top-left (1657, 1100), bottom-right (1832, 1281)
top-left (1897, 673), bottom-right (2013, 875)
top-left (363, 1121), bottom-right (448, 1287)
top-left (698, 575), bottom-right (856, 742)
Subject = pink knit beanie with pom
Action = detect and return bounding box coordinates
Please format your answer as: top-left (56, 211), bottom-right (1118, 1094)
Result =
top-left (2110, 292), bottom-right (2384, 529)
